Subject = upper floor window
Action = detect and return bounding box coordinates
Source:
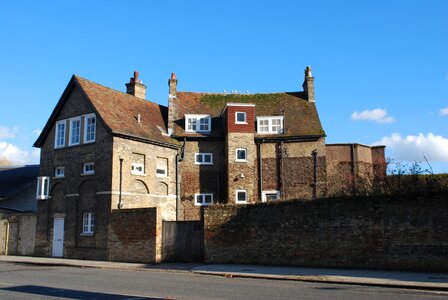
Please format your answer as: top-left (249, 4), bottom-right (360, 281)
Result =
top-left (54, 120), bottom-right (66, 148)
top-left (185, 114), bottom-right (211, 133)
top-left (195, 193), bottom-right (213, 206)
top-left (257, 116), bottom-right (284, 134)
top-left (83, 162), bottom-right (95, 175)
top-left (84, 114), bottom-right (96, 143)
top-left (131, 162), bottom-right (145, 175)
top-left (156, 157), bottom-right (168, 177)
top-left (235, 112), bottom-right (247, 124)
top-left (69, 117), bottom-right (81, 146)
top-left (36, 176), bottom-right (50, 200)
top-left (195, 153), bottom-right (213, 165)
top-left (55, 167), bottom-right (65, 178)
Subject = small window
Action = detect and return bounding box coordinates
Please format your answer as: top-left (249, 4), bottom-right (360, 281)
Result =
top-left (55, 167), bottom-right (65, 178)
top-left (54, 120), bottom-right (66, 148)
top-left (82, 212), bottom-right (94, 234)
top-left (195, 153), bottom-right (213, 165)
top-left (36, 176), bottom-right (50, 200)
top-left (83, 163), bottom-right (95, 175)
top-left (195, 193), bottom-right (213, 206)
top-left (185, 114), bottom-right (211, 133)
top-left (69, 117), bottom-right (81, 146)
top-left (131, 162), bottom-right (145, 175)
top-left (235, 112), bottom-right (247, 124)
top-left (235, 148), bottom-right (247, 162)
top-left (84, 114), bottom-right (96, 143)
top-left (235, 190), bottom-right (247, 204)
top-left (262, 190), bottom-right (280, 202)
top-left (257, 116), bottom-right (284, 134)
top-left (156, 157), bottom-right (168, 177)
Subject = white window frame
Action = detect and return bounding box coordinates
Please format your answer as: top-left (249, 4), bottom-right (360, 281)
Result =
top-left (185, 114), bottom-right (211, 133)
top-left (84, 113), bottom-right (96, 143)
top-left (257, 116), bottom-right (284, 134)
top-left (235, 190), bottom-right (247, 204)
top-left (194, 153), bottom-right (213, 165)
top-left (235, 148), bottom-right (247, 162)
top-left (54, 167), bottom-right (65, 178)
top-left (131, 162), bottom-right (145, 175)
top-left (194, 193), bottom-right (214, 206)
top-left (54, 120), bottom-right (66, 148)
top-left (235, 112), bottom-right (247, 124)
top-left (36, 176), bottom-right (50, 200)
top-left (82, 212), bottom-right (94, 234)
top-left (82, 162), bottom-right (95, 175)
top-left (69, 117), bottom-right (81, 146)
top-left (262, 190), bottom-right (280, 202)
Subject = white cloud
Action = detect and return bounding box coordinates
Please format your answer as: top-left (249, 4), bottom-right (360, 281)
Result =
top-left (0, 141), bottom-right (40, 166)
top-left (0, 126), bottom-right (19, 139)
top-left (351, 108), bottom-right (395, 123)
top-left (373, 133), bottom-right (448, 162)
top-left (33, 129), bottom-right (42, 136)
top-left (440, 107), bottom-right (448, 116)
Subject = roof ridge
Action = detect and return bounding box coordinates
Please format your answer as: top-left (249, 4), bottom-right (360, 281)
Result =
top-left (74, 75), bottom-right (167, 108)
top-left (177, 91), bottom-right (302, 95)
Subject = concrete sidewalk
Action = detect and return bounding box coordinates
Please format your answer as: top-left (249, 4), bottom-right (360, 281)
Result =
top-left (1, 256), bottom-right (447, 291)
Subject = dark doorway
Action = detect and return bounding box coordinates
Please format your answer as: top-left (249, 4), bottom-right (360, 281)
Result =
top-left (162, 221), bottom-right (204, 262)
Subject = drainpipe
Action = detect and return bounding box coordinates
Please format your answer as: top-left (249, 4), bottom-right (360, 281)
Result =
top-left (118, 158), bottom-right (123, 209)
top-left (175, 154), bottom-right (180, 221)
top-left (350, 144), bottom-right (356, 194)
top-left (311, 150), bottom-right (318, 199)
top-left (279, 141), bottom-right (284, 199)
top-left (257, 140), bottom-right (264, 202)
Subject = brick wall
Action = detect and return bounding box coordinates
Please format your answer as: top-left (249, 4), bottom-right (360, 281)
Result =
top-left (107, 208), bottom-right (161, 263)
top-left (204, 192), bottom-right (448, 271)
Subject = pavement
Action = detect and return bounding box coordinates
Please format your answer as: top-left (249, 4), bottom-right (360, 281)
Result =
top-left (1, 255), bottom-right (447, 291)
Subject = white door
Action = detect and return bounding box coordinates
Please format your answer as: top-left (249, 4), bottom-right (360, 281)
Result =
top-left (52, 218), bottom-right (64, 257)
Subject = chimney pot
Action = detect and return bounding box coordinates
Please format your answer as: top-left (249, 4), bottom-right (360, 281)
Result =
top-left (171, 72), bottom-right (176, 80)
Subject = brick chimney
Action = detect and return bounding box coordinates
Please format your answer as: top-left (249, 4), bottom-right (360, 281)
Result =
top-left (126, 71), bottom-right (147, 99)
top-left (302, 66), bottom-right (315, 102)
top-left (167, 72), bottom-right (178, 133)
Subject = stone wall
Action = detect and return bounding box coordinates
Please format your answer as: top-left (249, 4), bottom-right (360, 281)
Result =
top-left (179, 140), bottom-right (226, 220)
top-left (111, 137), bottom-right (178, 221)
top-left (260, 138), bottom-right (326, 200)
top-left (35, 85), bottom-right (113, 259)
top-left (326, 144), bottom-right (386, 196)
top-left (107, 208), bottom-right (161, 263)
top-left (0, 213), bottom-right (36, 256)
top-left (204, 192), bottom-right (448, 272)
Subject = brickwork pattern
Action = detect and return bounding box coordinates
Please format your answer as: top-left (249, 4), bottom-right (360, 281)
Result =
top-left (107, 208), bottom-right (161, 263)
top-left (204, 192), bottom-right (448, 272)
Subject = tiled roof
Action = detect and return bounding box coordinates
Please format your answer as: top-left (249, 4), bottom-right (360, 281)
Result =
top-left (172, 92), bottom-right (325, 138)
top-left (34, 76), bottom-right (179, 148)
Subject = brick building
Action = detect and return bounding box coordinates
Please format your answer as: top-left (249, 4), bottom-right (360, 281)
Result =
top-left (33, 67), bottom-right (385, 260)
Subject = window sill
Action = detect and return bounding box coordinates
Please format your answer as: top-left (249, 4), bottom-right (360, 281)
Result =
top-left (235, 160), bottom-right (248, 163)
top-left (80, 233), bottom-right (94, 236)
top-left (81, 173), bottom-right (95, 176)
top-left (52, 176), bottom-right (65, 180)
top-left (131, 173), bottom-right (146, 176)
top-left (235, 122), bottom-right (248, 125)
top-left (236, 201), bottom-right (248, 205)
top-left (194, 163), bottom-right (214, 165)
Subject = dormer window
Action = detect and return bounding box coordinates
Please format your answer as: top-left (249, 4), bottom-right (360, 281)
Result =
top-left (185, 114), bottom-right (211, 133)
top-left (235, 112), bottom-right (247, 124)
top-left (257, 116), bottom-right (284, 134)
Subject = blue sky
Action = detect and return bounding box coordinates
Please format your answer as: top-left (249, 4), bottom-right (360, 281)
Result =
top-left (0, 1), bottom-right (447, 173)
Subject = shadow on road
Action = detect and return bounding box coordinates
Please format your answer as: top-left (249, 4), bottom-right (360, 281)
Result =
top-left (2, 285), bottom-right (168, 299)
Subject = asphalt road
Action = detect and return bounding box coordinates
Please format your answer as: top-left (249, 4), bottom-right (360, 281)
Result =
top-left (0, 262), bottom-right (446, 300)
